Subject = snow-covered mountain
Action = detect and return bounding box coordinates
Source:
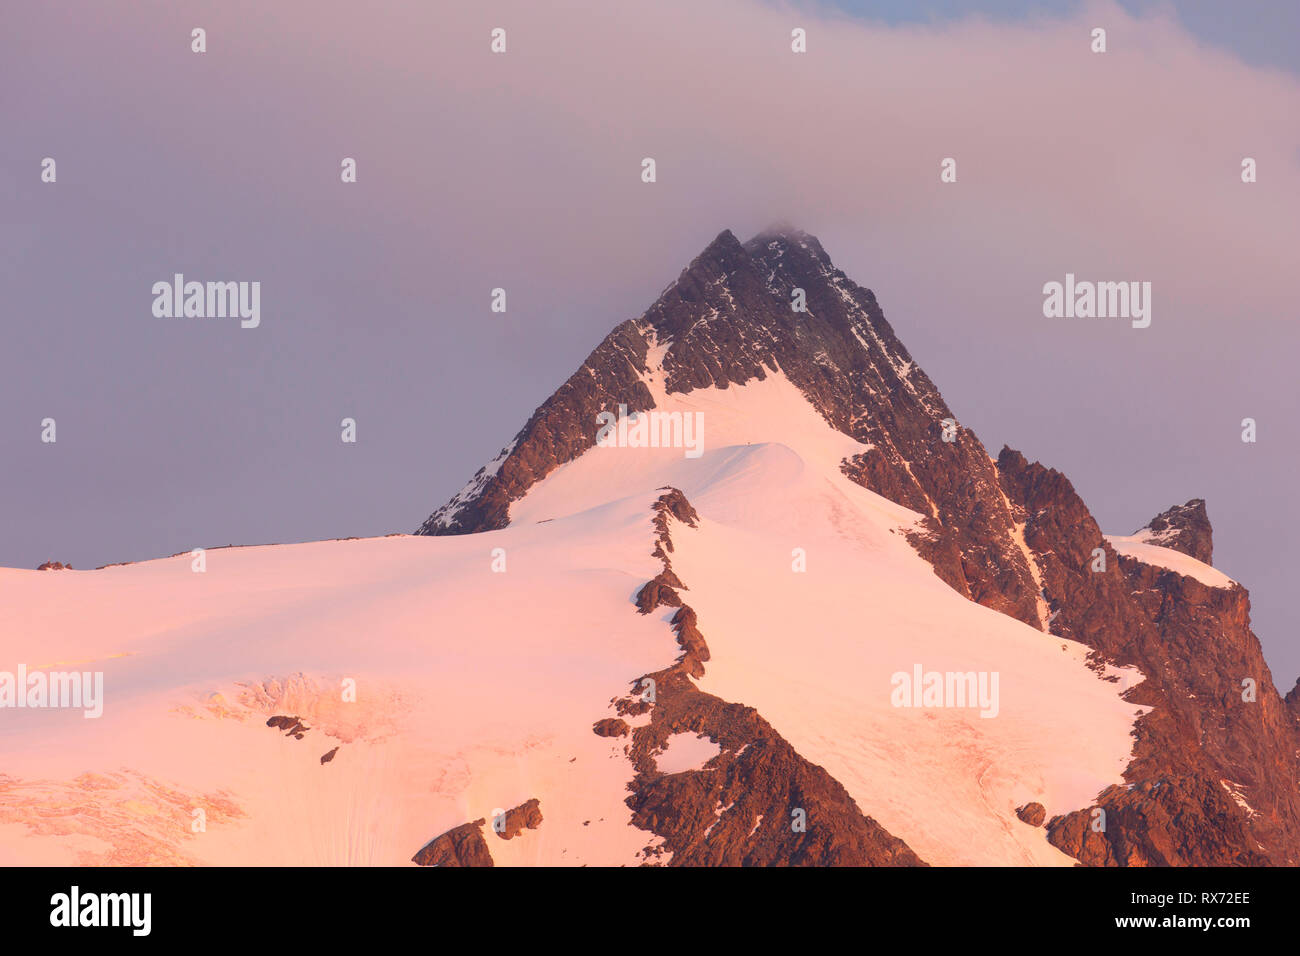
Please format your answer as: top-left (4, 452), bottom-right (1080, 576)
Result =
top-left (3, 228), bottom-right (1296, 866)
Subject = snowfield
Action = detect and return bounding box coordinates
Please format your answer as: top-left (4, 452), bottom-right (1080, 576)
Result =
top-left (0, 364), bottom-right (1147, 866)
top-left (1104, 534), bottom-right (1235, 589)
top-left (510, 368), bottom-right (1146, 865)
top-left (0, 513), bottom-right (680, 866)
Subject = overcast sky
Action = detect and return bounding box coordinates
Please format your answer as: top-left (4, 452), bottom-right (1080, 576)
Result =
top-left (4, 1), bottom-right (1298, 680)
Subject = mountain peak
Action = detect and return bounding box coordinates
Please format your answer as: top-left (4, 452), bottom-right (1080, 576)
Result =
top-left (418, 225), bottom-right (1044, 627)
top-left (743, 226), bottom-right (833, 272)
top-left (410, 225), bottom-right (1300, 867)
top-left (749, 221), bottom-right (812, 242)
top-left (1133, 498), bottom-right (1214, 564)
top-left (692, 228), bottom-right (745, 262)
top-left (419, 226), bottom-right (928, 535)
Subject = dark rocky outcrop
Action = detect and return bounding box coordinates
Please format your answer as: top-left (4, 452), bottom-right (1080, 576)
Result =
top-left (1045, 777), bottom-right (1266, 867)
top-left (266, 715), bottom-right (309, 739)
top-left (1016, 803), bottom-right (1046, 827)
top-left (493, 799), bottom-right (543, 840)
top-left (635, 572), bottom-right (684, 614)
top-left (1132, 499), bottom-right (1214, 564)
top-left (1285, 679), bottom-right (1300, 725)
top-left (36, 561), bottom-right (72, 570)
top-left (592, 718), bottom-right (629, 738)
top-left (412, 819), bottom-right (494, 867)
top-left (622, 667), bottom-right (925, 866)
top-left (320, 747), bottom-right (339, 765)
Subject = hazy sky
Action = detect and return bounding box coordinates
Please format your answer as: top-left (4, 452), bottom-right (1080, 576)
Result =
top-left (827, 0), bottom-right (1300, 75)
top-left (4, 1), bottom-right (1298, 680)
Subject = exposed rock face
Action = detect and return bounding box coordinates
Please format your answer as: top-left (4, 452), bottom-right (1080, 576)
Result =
top-left (996, 449), bottom-right (1300, 865)
top-left (411, 802), bottom-right (542, 863)
top-left (645, 490), bottom-right (710, 681)
top-left (320, 747), bottom-right (339, 765)
top-left (493, 799), bottom-right (543, 840)
top-left (411, 819), bottom-right (493, 867)
top-left (622, 670), bottom-right (925, 866)
top-left (266, 715), bottom-right (309, 739)
top-left (635, 572), bottom-right (684, 614)
top-left (1285, 680), bottom-right (1300, 725)
top-left (1016, 803), bottom-right (1047, 827)
top-left (1046, 777), bottom-right (1265, 867)
top-left (416, 226), bottom-right (1297, 867)
top-left (592, 718), bottom-right (629, 738)
top-left (36, 561), bottom-right (72, 570)
top-left (1132, 499), bottom-right (1214, 564)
